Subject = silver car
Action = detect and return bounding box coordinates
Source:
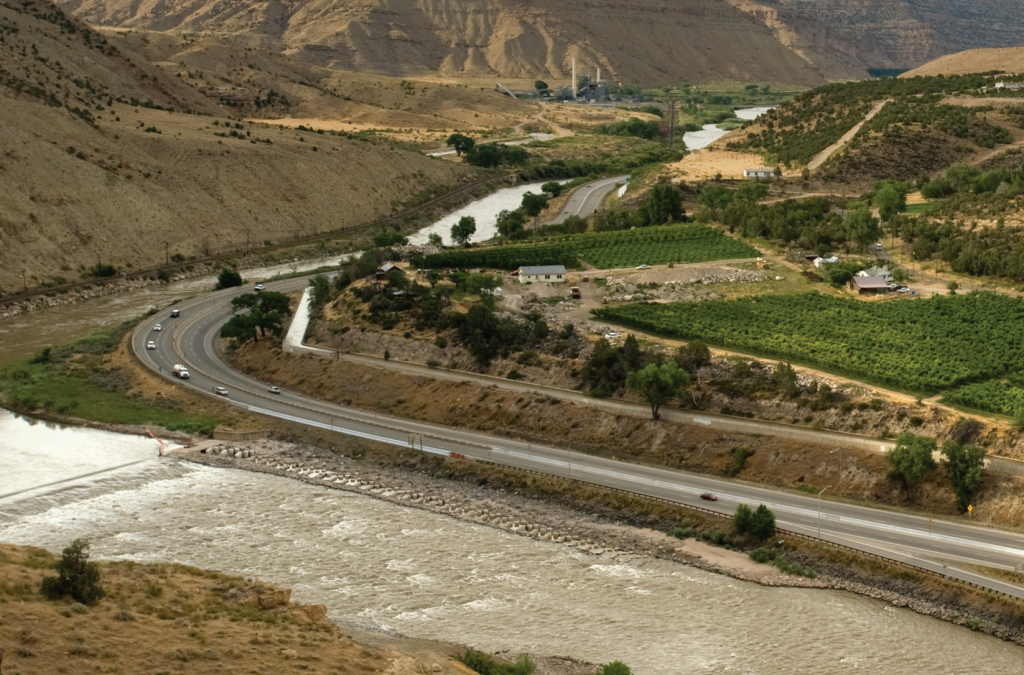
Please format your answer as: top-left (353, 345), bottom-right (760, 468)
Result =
top-left (146, 341), bottom-right (156, 350)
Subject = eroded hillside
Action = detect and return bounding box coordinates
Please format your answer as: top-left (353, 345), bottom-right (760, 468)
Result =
top-left (53, 0), bottom-right (1024, 85)
top-left (0, 0), bottom-right (474, 293)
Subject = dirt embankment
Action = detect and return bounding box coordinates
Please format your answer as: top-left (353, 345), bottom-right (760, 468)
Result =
top-left (227, 339), bottom-right (1024, 531)
top-left (0, 542), bottom-right (483, 675)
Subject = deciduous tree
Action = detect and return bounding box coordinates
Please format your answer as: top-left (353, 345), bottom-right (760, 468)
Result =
top-left (941, 440), bottom-right (985, 514)
top-left (886, 432), bottom-right (937, 495)
top-left (626, 361), bottom-right (690, 419)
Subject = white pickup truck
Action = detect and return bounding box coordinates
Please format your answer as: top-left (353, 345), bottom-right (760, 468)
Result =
top-left (172, 364), bottom-right (190, 379)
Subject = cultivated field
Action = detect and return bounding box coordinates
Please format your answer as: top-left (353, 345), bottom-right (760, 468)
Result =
top-left (421, 225), bottom-right (760, 270)
top-left (593, 292), bottom-right (1024, 398)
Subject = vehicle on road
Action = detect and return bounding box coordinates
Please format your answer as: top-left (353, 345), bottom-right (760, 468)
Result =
top-left (635, 265), bottom-right (650, 270)
top-left (214, 386), bottom-right (229, 396)
top-left (268, 386), bottom-right (281, 394)
top-left (255, 284), bottom-right (266, 291)
top-left (170, 309), bottom-right (180, 318)
top-left (888, 283), bottom-right (898, 290)
top-left (875, 243), bottom-right (883, 250)
top-left (700, 493), bottom-right (718, 501)
top-left (898, 287), bottom-right (910, 293)
top-left (173, 364), bottom-right (190, 379)
top-left (604, 332), bottom-right (622, 339)
top-left (153, 324), bottom-right (162, 331)
top-left (146, 341), bottom-right (156, 350)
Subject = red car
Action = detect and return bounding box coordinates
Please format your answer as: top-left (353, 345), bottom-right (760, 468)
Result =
top-left (700, 493), bottom-right (718, 502)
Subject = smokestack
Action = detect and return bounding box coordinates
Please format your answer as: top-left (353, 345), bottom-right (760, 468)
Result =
top-left (572, 58), bottom-right (576, 99)
top-left (597, 67), bottom-right (601, 84)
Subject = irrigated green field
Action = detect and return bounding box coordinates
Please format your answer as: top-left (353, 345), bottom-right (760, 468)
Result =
top-left (420, 224), bottom-right (760, 270)
top-left (593, 292), bottom-right (1024, 400)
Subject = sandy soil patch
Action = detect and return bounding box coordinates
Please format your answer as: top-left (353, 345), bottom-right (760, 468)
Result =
top-left (667, 149), bottom-right (768, 181)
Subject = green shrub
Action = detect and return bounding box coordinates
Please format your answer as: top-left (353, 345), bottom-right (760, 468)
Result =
top-left (40, 539), bottom-right (105, 605)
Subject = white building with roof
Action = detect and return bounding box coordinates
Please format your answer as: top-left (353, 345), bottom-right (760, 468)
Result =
top-left (516, 265), bottom-right (567, 284)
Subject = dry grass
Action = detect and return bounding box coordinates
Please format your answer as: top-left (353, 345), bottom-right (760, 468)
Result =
top-left (0, 542), bottom-right (471, 675)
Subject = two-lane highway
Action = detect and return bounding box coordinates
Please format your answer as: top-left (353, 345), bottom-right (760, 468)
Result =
top-left (551, 175), bottom-right (629, 224)
top-left (134, 280), bottom-right (1024, 597)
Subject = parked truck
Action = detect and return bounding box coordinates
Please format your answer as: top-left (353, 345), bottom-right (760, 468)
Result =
top-left (173, 364), bottom-right (190, 379)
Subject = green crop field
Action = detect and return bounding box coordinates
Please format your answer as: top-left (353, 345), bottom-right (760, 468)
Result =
top-left (593, 292), bottom-right (1024, 400)
top-left (420, 224), bottom-right (760, 270)
top-left (944, 380), bottom-right (1024, 416)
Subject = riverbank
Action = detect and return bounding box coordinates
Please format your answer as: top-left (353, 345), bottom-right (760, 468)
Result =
top-left (177, 434), bottom-right (1024, 647)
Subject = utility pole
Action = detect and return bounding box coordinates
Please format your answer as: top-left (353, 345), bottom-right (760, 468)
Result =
top-left (667, 99), bottom-right (676, 148)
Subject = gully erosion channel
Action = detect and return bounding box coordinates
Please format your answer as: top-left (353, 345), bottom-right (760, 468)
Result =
top-left (1, 190), bottom-right (1023, 673)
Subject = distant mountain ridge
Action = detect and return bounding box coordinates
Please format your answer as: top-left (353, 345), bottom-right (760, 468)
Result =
top-left (54, 0), bottom-right (1024, 86)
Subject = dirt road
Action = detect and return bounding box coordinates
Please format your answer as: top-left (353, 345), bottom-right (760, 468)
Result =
top-left (806, 99), bottom-right (891, 171)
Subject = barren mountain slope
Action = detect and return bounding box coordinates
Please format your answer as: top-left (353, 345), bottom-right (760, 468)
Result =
top-left (0, 0), bottom-right (472, 293)
top-left (903, 47), bottom-right (1024, 78)
top-left (55, 0), bottom-right (1024, 85)
top-left (108, 30), bottom-right (533, 133)
top-left (760, 0), bottom-right (1024, 70)
top-left (55, 0), bottom-right (857, 85)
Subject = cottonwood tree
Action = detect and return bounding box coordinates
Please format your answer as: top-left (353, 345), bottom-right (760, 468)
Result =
top-left (626, 361), bottom-right (690, 420)
top-left (846, 208), bottom-right (881, 251)
top-left (446, 133), bottom-right (475, 156)
top-left (885, 432), bottom-right (937, 496)
top-left (450, 216), bottom-right (477, 246)
top-left (221, 290), bottom-right (292, 344)
top-left (214, 268), bottom-right (243, 290)
top-left (941, 441), bottom-right (985, 513)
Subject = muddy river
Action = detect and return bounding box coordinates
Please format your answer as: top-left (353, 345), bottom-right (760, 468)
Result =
top-left (1, 411), bottom-right (1021, 674)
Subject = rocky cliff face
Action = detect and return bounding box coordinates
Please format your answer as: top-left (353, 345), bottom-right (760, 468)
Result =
top-left (51, 0), bottom-right (1024, 85)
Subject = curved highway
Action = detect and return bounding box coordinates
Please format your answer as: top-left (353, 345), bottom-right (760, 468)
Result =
top-left (551, 175), bottom-right (629, 224)
top-left (133, 278), bottom-right (1024, 597)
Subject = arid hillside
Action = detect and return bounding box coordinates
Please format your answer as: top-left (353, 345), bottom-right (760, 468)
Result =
top-left (54, 0), bottom-right (1024, 85)
top-left (758, 0), bottom-right (1024, 71)
top-left (53, 0), bottom-right (854, 85)
top-left (0, 0), bottom-right (474, 293)
top-left (903, 47), bottom-right (1024, 78)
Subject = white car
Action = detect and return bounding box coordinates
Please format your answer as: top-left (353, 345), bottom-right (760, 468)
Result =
top-left (254, 283), bottom-right (266, 291)
top-left (604, 332), bottom-right (622, 339)
top-left (635, 265), bottom-right (650, 270)
top-left (214, 386), bottom-right (229, 396)
top-left (875, 243), bottom-right (883, 250)
top-left (887, 283), bottom-right (898, 289)
top-left (898, 287), bottom-right (910, 293)
top-left (153, 324), bottom-right (162, 331)
top-left (146, 341), bottom-right (156, 350)
top-left (268, 386), bottom-right (281, 394)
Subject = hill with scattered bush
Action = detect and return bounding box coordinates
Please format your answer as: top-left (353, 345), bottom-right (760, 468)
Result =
top-left (0, 0), bottom-right (472, 294)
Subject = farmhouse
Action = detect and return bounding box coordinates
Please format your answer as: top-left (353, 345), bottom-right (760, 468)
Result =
top-left (376, 262), bottom-right (397, 280)
top-left (995, 82), bottom-right (1024, 91)
top-left (516, 265), bottom-right (567, 283)
top-left (857, 266), bottom-right (893, 283)
top-left (849, 276), bottom-right (890, 294)
top-left (743, 168), bottom-right (775, 180)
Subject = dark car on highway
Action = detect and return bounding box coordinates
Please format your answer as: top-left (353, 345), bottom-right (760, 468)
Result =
top-left (700, 493), bottom-right (718, 501)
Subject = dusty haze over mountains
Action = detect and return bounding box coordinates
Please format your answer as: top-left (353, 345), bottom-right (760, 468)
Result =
top-left (54, 0), bottom-right (1024, 85)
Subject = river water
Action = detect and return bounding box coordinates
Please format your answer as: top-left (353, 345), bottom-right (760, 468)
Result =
top-left (683, 106), bottom-right (774, 151)
top-left (407, 182), bottom-right (560, 247)
top-left (1, 410), bottom-right (1021, 674)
